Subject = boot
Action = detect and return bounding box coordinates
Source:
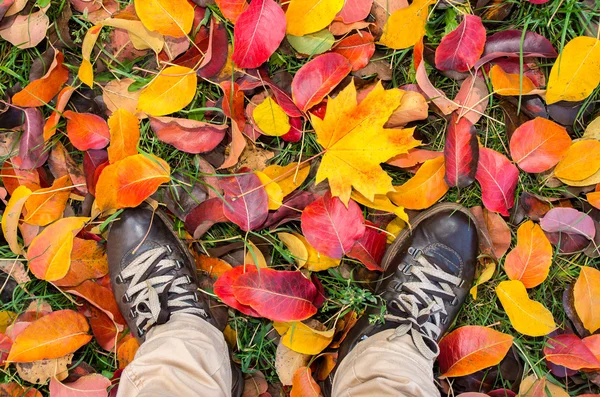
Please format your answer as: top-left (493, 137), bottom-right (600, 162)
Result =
top-left (107, 206), bottom-right (244, 397)
top-left (323, 203), bottom-right (478, 395)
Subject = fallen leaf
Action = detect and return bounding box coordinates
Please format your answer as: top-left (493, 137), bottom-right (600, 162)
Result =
top-left (63, 111), bottom-right (110, 151)
top-left (278, 232), bottom-right (310, 268)
top-left (292, 53), bottom-right (352, 112)
top-left (44, 86), bottom-right (75, 141)
top-left (438, 325), bottom-right (513, 377)
top-left (301, 191), bottom-right (365, 259)
top-left (195, 255), bottom-right (233, 278)
top-left (469, 258), bottom-right (495, 300)
top-left (243, 240), bottom-right (268, 268)
top-left (454, 76), bottom-right (489, 125)
top-left (102, 79), bottom-right (142, 117)
top-left (379, 0), bottom-right (433, 49)
top-left (150, 117), bottom-right (227, 154)
top-left (220, 170), bottom-right (268, 231)
top-left (351, 190), bottom-right (408, 221)
top-left (107, 109), bottom-right (140, 163)
top-left (387, 148), bottom-right (443, 168)
top-left (232, 268), bottom-right (317, 322)
top-left (504, 220), bottom-right (552, 288)
top-left (274, 321), bottom-right (334, 355)
top-left (54, 239), bottom-right (108, 287)
top-left (475, 147), bottom-right (519, 216)
top-left (67, 280), bottom-right (125, 326)
top-left (388, 156), bottom-right (449, 210)
top-left (12, 50), bottom-right (69, 107)
top-left (2, 185), bottom-right (32, 255)
top-left (347, 223), bottom-right (387, 271)
top-left (435, 15), bottom-right (486, 72)
top-left (215, 0), bottom-right (249, 23)
top-left (509, 117), bottom-right (571, 173)
top-left (290, 367), bottom-right (321, 397)
top-left (0, 258), bottom-right (30, 285)
top-left (469, 206), bottom-right (511, 259)
top-left (540, 207), bottom-right (595, 240)
top-left (49, 373), bottom-right (111, 397)
top-left (275, 342), bottom-right (310, 386)
top-left (233, 0), bottom-right (286, 68)
top-left (134, 0), bottom-right (193, 37)
top-left (0, 382), bottom-right (42, 397)
top-left (444, 113), bottom-right (479, 188)
top-left (286, 0), bottom-right (344, 36)
top-left (95, 154), bottom-right (170, 211)
top-left (518, 375), bottom-right (569, 397)
top-left (574, 267), bottom-right (600, 333)
top-left (547, 36), bottom-right (600, 104)
top-left (386, 90), bottom-right (429, 128)
top-left (287, 29), bottom-right (335, 56)
top-left (262, 162), bottom-right (310, 197)
top-left (117, 334), bottom-right (139, 369)
top-left (214, 266), bottom-right (261, 317)
top-left (243, 371), bottom-right (268, 397)
top-left (185, 198), bottom-right (228, 239)
top-left (489, 64), bottom-right (539, 96)
top-left (23, 175), bottom-right (72, 226)
top-left (0, 10), bottom-right (49, 49)
top-left (336, 0), bottom-right (372, 23)
top-left (479, 30), bottom-right (557, 66)
top-left (253, 97), bottom-right (290, 136)
top-left (554, 140), bottom-right (600, 182)
top-left (1, 157), bottom-right (40, 195)
top-left (332, 32), bottom-right (375, 71)
top-left (544, 333), bottom-right (600, 370)
top-left (19, 108), bottom-right (47, 170)
top-left (7, 310), bottom-right (92, 362)
top-left (27, 217), bottom-right (89, 281)
top-left (16, 354), bottom-right (72, 385)
top-left (495, 280), bottom-right (556, 337)
top-left (137, 66), bottom-right (197, 116)
top-left (255, 171), bottom-right (283, 210)
top-left (313, 80), bottom-right (418, 204)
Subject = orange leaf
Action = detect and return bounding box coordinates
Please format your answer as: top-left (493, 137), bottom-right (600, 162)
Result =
top-left (0, 382), bottom-right (42, 397)
top-left (43, 86), bottom-right (76, 141)
top-left (54, 238), bottom-right (109, 287)
top-left (290, 366), bottom-right (321, 397)
top-left (23, 175), bottom-right (72, 226)
top-left (27, 217), bottom-right (90, 281)
top-left (117, 334), bottom-right (140, 369)
top-left (63, 111), bottom-right (110, 151)
top-left (107, 108), bottom-right (140, 163)
top-left (12, 50), bottom-right (69, 107)
top-left (574, 267), bottom-right (600, 333)
top-left (388, 156), bottom-right (449, 210)
top-left (587, 191), bottom-right (600, 210)
top-left (6, 309), bottom-right (92, 362)
top-left (504, 220), bottom-right (553, 288)
top-left (95, 154), bottom-right (170, 211)
top-left (554, 140), bottom-right (600, 182)
top-left (1, 157), bottom-right (40, 195)
top-left (195, 254), bottom-right (233, 278)
top-left (66, 280), bottom-right (126, 326)
top-left (490, 64), bottom-right (539, 96)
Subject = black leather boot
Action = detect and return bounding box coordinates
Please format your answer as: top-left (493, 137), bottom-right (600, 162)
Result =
top-left (107, 206), bottom-right (244, 397)
top-left (323, 203), bottom-right (478, 395)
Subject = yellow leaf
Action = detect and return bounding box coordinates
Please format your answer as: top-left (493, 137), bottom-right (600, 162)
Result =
top-left (274, 321), bottom-right (335, 355)
top-left (489, 65), bottom-right (539, 96)
top-left (379, 0), bottom-right (434, 50)
top-left (386, 217), bottom-right (406, 243)
top-left (2, 185), bottom-right (32, 255)
top-left (108, 109), bottom-right (140, 163)
top-left (0, 311), bottom-right (16, 333)
top-left (255, 171), bottom-right (284, 210)
top-left (78, 25), bottom-right (102, 88)
top-left (495, 280), bottom-right (556, 337)
top-left (554, 140), bottom-right (600, 182)
top-left (469, 259), bottom-right (495, 300)
top-left (573, 267), bottom-right (600, 333)
top-left (351, 190), bottom-right (409, 222)
top-left (253, 97), bottom-right (290, 137)
top-left (583, 116), bottom-right (600, 141)
top-left (518, 375), bottom-right (569, 397)
top-left (244, 241), bottom-right (268, 268)
top-left (278, 232), bottom-right (309, 268)
top-left (24, 175), bottom-right (72, 226)
top-left (388, 156), bottom-right (449, 210)
top-left (313, 80), bottom-right (419, 205)
top-left (263, 162), bottom-right (310, 197)
top-left (137, 66), bottom-right (197, 116)
top-left (134, 0), bottom-right (193, 37)
top-left (547, 36), bottom-right (600, 104)
top-left (294, 233), bottom-right (340, 271)
top-left (101, 19), bottom-right (164, 54)
top-left (286, 0), bottom-right (345, 36)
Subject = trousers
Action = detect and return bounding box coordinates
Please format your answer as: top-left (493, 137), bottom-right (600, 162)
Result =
top-left (117, 313), bottom-right (439, 397)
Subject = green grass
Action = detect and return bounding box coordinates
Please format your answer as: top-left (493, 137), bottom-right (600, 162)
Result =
top-left (1, 0), bottom-right (600, 394)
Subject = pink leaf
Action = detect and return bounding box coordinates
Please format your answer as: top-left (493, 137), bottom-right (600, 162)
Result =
top-left (336, 0), bottom-right (373, 23)
top-left (444, 113), bottom-right (479, 188)
top-left (454, 76), bottom-right (489, 125)
top-left (232, 0), bottom-right (286, 68)
top-left (540, 208), bottom-right (595, 240)
top-left (435, 15), bottom-right (486, 72)
top-left (414, 39), bottom-right (457, 115)
top-left (49, 373), bottom-right (111, 397)
top-left (475, 147), bottom-right (519, 216)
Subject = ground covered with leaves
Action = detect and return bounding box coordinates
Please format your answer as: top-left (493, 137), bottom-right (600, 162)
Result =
top-left (1, 0), bottom-right (600, 395)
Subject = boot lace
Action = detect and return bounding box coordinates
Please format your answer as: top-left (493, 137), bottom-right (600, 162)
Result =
top-left (116, 246), bottom-right (207, 337)
top-left (385, 247), bottom-right (463, 361)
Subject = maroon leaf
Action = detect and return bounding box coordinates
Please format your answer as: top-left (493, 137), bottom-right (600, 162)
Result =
top-left (221, 169), bottom-right (268, 231)
top-left (232, 268), bottom-right (317, 322)
top-left (301, 191), bottom-right (366, 259)
top-left (476, 30), bottom-right (558, 67)
top-left (347, 222), bottom-right (386, 271)
top-left (19, 108), bottom-right (48, 170)
top-left (184, 197), bottom-right (228, 239)
top-left (199, 19), bottom-right (229, 78)
top-left (291, 53), bottom-right (352, 112)
top-left (83, 149), bottom-right (108, 196)
top-left (543, 333), bottom-right (600, 370)
top-left (475, 147), bottom-right (519, 216)
top-left (435, 15), bottom-right (486, 72)
top-left (232, 0), bottom-right (286, 68)
top-left (444, 113), bottom-right (479, 188)
top-left (488, 390), bottom-right (516, 397)
top-left (150, 117), bottom-right (227, 154)
top-left (214, 266), bottom-right (261, 317)
top-left (545, 231), bottom-right (590, 254)
top-left (262, 191), bottom-right (315, 229)
top-left (238, 69), bottom-right (302, 117)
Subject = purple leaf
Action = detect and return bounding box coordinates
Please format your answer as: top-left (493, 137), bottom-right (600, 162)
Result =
top-left (476, 31), bottom-right (558, 68)
top-left (540, 208), bottom-right (595, 240)
top-left (261, 190), bottom-right (315, 230)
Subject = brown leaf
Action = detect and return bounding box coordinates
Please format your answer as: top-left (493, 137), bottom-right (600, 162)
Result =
top-left (16, 354), bottom-right (72, 384)
top-left (469, 206), bottom-right (511, 259)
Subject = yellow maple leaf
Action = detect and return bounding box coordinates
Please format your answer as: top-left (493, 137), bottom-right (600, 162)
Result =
top-left (313, 80), bottom-right (419, 205)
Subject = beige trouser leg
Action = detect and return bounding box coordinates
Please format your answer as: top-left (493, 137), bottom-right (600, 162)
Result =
top-left (332, 329), bottom-right (440, 397)
top-left (116, 313), bottom-right (232, 397)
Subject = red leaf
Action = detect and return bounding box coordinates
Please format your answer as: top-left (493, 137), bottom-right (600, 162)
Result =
top-left (197, 19), bottom-right (229, 79)
top-left (1, 157), bottom-right (40, 195)
top-left (232, 0), bottom-right (286, 68)
top-left (544, 334), bottom-right (600, 370)
top-left (435, 15), bottom-right (486, 72)
top-left (83, 150), bottom-right (108, 197)
top-left (301, 191), bottom-right (366, 259)
top-left (63, 111), bottom-right (110, 151)
top-left (336, 0), bottom-right (372, 23)
top-left (220, 81), bottom-right (245, 130)
top-left (221, 170), bottom-right (269, 231)
top-left (453, 76), bottom-right (489, 125)
top-left (238, 69), bottom-right (302, 117)
top-left (232, 268), bottom-right (317, 321)
top-left (444, 113), bottom-right (479, 188)
top-left (347, 222), bottom-right (386, 271)
top-left (185, 198), bottom-right (228, 239)
top-left (438, 325), bottom-right (513, 377)
top-left (150, 117), bottom-right (227, 154)
top-left (292, 53), bottom-right (352, 112)
top-left (332, 32), bottom-right (376, 71)
top-left (0, 333), bottom-right (12, 366)
top-left (281, 117), bottom-right (303, 143)
top-left (475, 147), bottom-right (519, 216)
top-left (214, 266), bottom-right (261, 317)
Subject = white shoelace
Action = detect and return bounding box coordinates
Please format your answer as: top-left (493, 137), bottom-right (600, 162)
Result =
top-left (385, 250), bottom-right (462, 360)
top-left (118, 247), bottom-right (206, 336)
